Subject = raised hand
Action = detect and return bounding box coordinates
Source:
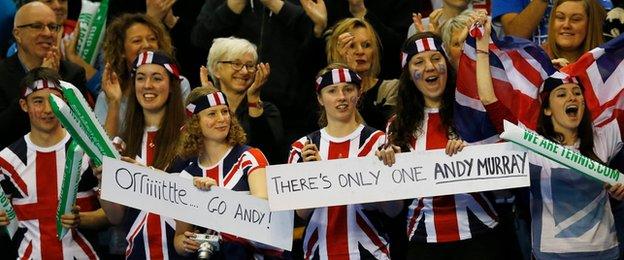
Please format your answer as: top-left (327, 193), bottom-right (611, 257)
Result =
top-left (348, 0), bottom-right (366, 18)
top-left (42, 46), bottom-right (61, 72)
top-left (146, 0), bottom-right (177, 21)
top-left (200, 66), bottom-right (215, 88)
top-left (247, 63), bottom-right (270, 99)
top-left (301, 0), bottom-right (327, 37)
top-left (102, 63), bottom-right (122, 104)
top-left (428, 8), bottom-right (443, 34)
top-left (227, 0), bottom-right (247, 14)
top-left (337, 32), bottom-right (357, 69)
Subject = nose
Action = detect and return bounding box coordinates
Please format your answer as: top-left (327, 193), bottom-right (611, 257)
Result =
top-left (141, 38), bottom-right (152, 49)
top-left (424, 59), bottom-right (436, 71)
top-left (354, 44), bottom-right (364, 55)
top-left (216, 111), bottom-right (225, 121)
top-left (43, 99), bottom-right (53, 113)
top-left (336, 89), bottom-right (347, 100)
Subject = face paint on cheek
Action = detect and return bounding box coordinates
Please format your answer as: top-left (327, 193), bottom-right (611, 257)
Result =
top-left (436, 63), bottom-right (447, 74)
top-left (349, 96), bottom-right (358, 105)
top-left (412, 70), bottom-right (423, 82)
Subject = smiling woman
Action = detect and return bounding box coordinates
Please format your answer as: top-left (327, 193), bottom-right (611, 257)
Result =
top-left (544, 0), bottom-right (606, 64)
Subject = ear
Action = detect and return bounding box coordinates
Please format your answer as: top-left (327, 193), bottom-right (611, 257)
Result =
top-left (543, 107), bottom-right (552, 116)
top-left (19, 98), bottom-right (28, 113)
top-left (317, 93), bottom-right (324, 107)
top-left (13, 28), bottom-right (21, 44)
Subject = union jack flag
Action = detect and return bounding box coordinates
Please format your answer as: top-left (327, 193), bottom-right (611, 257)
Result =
top-left (561, 34), bottom-right (624, 128)
top-left (454, 25), bottom-right (555, 143)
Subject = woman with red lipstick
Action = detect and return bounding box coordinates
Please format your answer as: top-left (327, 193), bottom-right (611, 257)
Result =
top-left (382, 32), bottom-right (504, 259)
top-left (326, 18), bottom-right (398, 131)
top-left (172, 86), bottom-right (278, 259)
top-left (476, 17), bottom-right (624, 259)
top-left (288, 63), bottom-right (402, 259)
top-left (97, 50), bottom-right (188, 259)
top-left (544, 0), bottom-right (606, 67)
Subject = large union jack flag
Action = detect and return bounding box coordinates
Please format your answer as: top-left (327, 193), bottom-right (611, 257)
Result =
top-left (454, 26), bottom-right (555, 143)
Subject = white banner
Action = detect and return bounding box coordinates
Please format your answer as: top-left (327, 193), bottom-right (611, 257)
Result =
top-left (267, 142), bottom-right (529, 211)
top-left (101, 157), bottom-right (294, 250)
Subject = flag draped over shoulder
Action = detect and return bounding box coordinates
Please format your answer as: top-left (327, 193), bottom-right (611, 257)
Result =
top-left (561, 34), bottom-right (624, 128)
top-left (454, 26), bottom-right (555, 143)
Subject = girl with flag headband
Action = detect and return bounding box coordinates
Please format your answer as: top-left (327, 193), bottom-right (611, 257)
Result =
top-left (173, 86), bottom-right (282, 258)
top-left (289, 63), bottom-right (402, 259)
top-left (474, 17), bottom-right (624, 259)
top-left (380, 32), bottom-right (505, 259)
top-left (96, 50), bottom-right (188, 259)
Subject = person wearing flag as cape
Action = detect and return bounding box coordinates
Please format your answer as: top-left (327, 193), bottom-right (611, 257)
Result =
top-left (0, 67), bottom-right (108, 259)
top-left (474, 15), bottom-right (624, 259)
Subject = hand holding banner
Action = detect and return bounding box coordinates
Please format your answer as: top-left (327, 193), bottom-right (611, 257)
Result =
top-left (267, 142), bottom-right (530, 211)
top-left (100, 157), bottom-right (294, 250)
top-left (500, 120), bottom-right (623, 184)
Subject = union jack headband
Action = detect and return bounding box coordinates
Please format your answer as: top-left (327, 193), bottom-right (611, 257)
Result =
top-left (132, 51), bottom-right (182, 80)
top-left (21, 79), bottom-right (62, 98)
top-left (540, 71), bottom-right (581, 101)
top-left (400, 37), bottom-right (446, 68)
top-left (315, 68), bottom-right (362, 92)
top-left (185, 91), bottom-right (229, 116)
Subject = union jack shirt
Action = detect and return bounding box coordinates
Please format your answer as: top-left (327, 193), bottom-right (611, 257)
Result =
top-left (0, 132), bottom-right (99, 259)
top-left (179, 145), bottom-right (284, 258)
top-left (389, 109), bottom-right (499, 243)
top-left (289, 124), bottom-right (391, 260)
top-left (122, 127), bottom-right (186, 260)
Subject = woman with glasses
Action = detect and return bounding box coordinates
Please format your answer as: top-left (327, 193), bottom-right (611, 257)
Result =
top-left (205, 37), bottom-right (286, 164)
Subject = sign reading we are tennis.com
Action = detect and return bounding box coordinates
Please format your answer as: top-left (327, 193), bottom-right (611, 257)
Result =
top-left (266, 142), bottom-right (530, 211)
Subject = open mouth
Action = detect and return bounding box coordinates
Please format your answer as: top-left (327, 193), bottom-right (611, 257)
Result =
top-left (143, 93), bottom-right (157, 101)
top-left (565, 105), bottom-right (579, 117)
top-left (336, 104), bottom-right (348, 110)
top-left (425, 76), bottom-right (439, 83)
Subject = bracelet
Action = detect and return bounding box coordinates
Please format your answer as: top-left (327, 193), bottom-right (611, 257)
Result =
top-left (476, 49), bottom-right (489, 55)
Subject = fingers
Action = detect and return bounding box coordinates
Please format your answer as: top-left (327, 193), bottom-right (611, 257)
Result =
top-left (0, 211), bottom-right (9, 226)
top-left (60, 208), bottom-right (81, 229)
top-left (445, 139), bottom-right (466, 156)
top-left (609, 183), bottom-right (624, 200)
top-left (112, 136), bottom-right (127, 153)
top-left (412, 13), bottom-right (425, 32)
top-left (193, 177), bottom-right (217, 190)
top-left (183, 232), bottom-right (200, 252)
top-left (120, 156), bottom-right (139, 165)
top-left (376, 147), bottom-right (396, 167)
top-left (302, 140), bottom-right (320, 162)
top-left (200, 66), bottom-right (213, 88)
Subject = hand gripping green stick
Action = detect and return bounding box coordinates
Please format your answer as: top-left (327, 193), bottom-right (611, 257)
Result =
top-left (56, 140), bottom-right (84, 240)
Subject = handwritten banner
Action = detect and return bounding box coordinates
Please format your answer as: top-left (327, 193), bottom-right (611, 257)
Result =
top-left (266, 142), bottom-right (529, 211)
top-left (500, 120), bottom-right (623, 184)
top-left (100, 157), bottom-right (293, 250)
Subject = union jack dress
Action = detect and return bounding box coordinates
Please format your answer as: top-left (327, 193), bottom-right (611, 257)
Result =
top-left (179, 145), bottom-right (284, 258)
top-left (389, 109), bottom-right (499, 243)
top-left (121, 128), bottom-right (187, 259)
top-left (289, 124), bottom-right (391, 260)
top-left (0, 132), bottom-right (99, 259)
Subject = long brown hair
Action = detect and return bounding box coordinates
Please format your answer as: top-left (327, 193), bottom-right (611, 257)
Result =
top-left (177, 87), bottom-right (247, 159)
top-left (546, 0), bottom-right (606, 60)
top-left (537, 83), bottom-right (599, 161)
top-left (102, 13), bottom-right (174, 92)
top-left (388, 32), bottom-right (457, 151)
top-left (121, 51), bottom-right (184, 170)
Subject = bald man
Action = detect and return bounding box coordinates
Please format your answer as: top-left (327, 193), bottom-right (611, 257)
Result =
top-left (0, 1), bottom-right (87, 150)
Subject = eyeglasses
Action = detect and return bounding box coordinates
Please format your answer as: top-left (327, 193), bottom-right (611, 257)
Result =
top-left (16, 22), bottom-right (62, 32)
top-left (218, 61), bottom-right (257, 73)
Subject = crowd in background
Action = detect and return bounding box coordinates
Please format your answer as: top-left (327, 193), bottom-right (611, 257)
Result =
top-left (0, 0), bottom-right (624, 259)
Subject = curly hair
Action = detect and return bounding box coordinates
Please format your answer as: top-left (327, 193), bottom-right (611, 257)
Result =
top-left (102, 13), bottom-right (173, 92)
top-left (177, 87), bottom-right (247, 159)
top-left (388, 32), bottom-right (457, 151)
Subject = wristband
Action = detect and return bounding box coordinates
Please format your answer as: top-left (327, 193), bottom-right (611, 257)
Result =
top-left (248, 100), bottom-right (264, 109)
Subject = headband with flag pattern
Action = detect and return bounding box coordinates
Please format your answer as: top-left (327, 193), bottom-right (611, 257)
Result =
top-left (315, 68), bottom-right (362, 92)
top-left (401, 37), bottom-right (446, 68)
top-left (132, 51), bottom-right (182, 80)
top-left (185, 91), bottom-right (229, 116)
top-left (21, 79), bottom-right (62, 98)
top-left (540, 71), bottom-right (581, 101)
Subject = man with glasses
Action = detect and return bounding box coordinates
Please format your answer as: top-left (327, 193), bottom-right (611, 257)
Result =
top-left (0, 1), bottom-right (87, 150)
